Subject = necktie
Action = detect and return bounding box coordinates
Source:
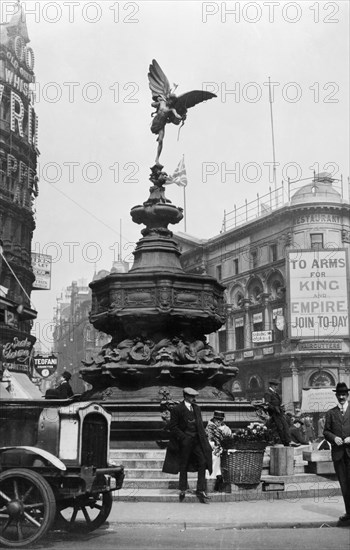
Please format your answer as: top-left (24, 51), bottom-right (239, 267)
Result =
top-left (340, 405), bottom-right (344, 415)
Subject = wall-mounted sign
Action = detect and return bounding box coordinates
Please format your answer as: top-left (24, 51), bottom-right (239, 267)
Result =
top-left (253, 312), bottom-right (263, 323)
top-left (252, 330), bottom-right (273, 343)
top-left (299, 341), bottom-right (342, 351)
top-left (294, 214), bottom-right (341, 226)
top-left (243, 350), bottom-right (254, 358)
top-left (0, 336), bottom-right (35, 373)
top-left (272, 308), bottom-right (283, 319)
top-left (32, 253), bottom-right (52, 290)
top-left (234, 317), bottom-right (244, 327)
top-left (288, 249), bottom-right (349, 338)
top-left (33, 354), bottom-right (58, 378)
top-left (263, 346), bottom-right (274, 355)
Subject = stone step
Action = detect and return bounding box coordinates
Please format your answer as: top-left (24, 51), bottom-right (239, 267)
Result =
top-left (125, 468), bottom-right (197, 480)
top-left (111, 450), bottom-right (166, 460)
top-left (117, 459), bottom-right (166, 469)
top-left (121, 472), bottom-right (337, 490)
top-left (114, 479), bottom-right (341, 502)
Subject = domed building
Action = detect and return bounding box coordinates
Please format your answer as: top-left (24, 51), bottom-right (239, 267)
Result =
top-left (175, 173), bottom-right (350, 414)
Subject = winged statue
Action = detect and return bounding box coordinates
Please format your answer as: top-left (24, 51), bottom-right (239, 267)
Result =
top-left (148, 59), bottom-right (217, 164)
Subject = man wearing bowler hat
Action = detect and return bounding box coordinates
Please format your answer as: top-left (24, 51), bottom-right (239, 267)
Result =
top-left (324, 382), bottom-right (350, 525)
top-left (55, 371), bottom-right (74, 399)
top-left (162, 387), bottom-right (212, 503)
top-left (264, 378), bottom-right (291, 446)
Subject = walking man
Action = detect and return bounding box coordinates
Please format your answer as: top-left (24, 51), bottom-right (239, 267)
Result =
top-left (162, 387), bottom-right (212, 503)
top-left (324, 382), bottom-right (350, 525)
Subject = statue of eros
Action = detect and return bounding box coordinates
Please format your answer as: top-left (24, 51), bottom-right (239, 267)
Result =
top-left (148, 59), bottom-right (217, 165)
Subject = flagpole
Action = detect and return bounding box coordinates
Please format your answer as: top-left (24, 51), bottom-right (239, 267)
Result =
top-left (268, 76), bottom-right (277, 201)
top-left (183, 185), bottom-right (187, 232)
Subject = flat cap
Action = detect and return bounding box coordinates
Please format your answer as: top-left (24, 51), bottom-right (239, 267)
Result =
top-left (269, 379), bottom-right (280, 386)
top-left (213, 410), bottom-right (225, 420)
top-left (183, 387), bottom-right (198, 396)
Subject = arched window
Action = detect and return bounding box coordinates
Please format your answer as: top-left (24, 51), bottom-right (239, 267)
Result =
top-left (308, 371), bottom-right (336, 387)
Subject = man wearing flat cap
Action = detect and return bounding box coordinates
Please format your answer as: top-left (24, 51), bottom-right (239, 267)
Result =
top-left (162, 387), bottom-right (212, 503)
top-left (324, 382), bottom-right (350, 525)
top-left (264, 378), bottom-right (291, 446)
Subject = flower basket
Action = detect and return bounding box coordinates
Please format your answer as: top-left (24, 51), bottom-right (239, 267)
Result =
top-left (220, 422), bottom-right (269, 485)
top-left (221, 447), bottom-right (265, 485)
top-left (223, 440), bottom-right (267, 451)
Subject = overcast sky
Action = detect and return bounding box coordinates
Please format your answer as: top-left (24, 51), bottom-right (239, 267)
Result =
top-left (2, 0), bottom-right (349, 351)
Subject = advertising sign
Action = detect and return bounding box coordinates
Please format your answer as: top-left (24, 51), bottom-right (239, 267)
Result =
top-left (0, 336), bottom-right (35, 373)
top-left (301, 388), bottom-right (338, 413)
top-left (32, 253), bottom-right (52, 290)
top-left (288, 249), bottom-right (349, 338)
top-left (252, 330), bottom-right (273, 343)
top-left (33, 354), bottom-right (58, 378)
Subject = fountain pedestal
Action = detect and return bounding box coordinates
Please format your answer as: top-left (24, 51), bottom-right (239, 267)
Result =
top-left (80, 165), bottom-right (242, 442)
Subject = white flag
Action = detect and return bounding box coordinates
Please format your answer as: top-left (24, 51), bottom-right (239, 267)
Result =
top-left (165, 156), bottom-right (187, 187)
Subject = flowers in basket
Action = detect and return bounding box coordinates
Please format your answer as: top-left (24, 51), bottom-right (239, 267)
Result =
top-left (222, 422), bottom-right (270, 450)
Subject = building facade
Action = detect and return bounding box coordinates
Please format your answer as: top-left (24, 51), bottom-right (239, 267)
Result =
top-left (0, 7), bottom-right (41, 397)
top-left (175, 174), bottom-right (350, 411)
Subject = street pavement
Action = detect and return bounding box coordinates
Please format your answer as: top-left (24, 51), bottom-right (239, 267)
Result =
top-left (111, 494), bottom-right (349, 530)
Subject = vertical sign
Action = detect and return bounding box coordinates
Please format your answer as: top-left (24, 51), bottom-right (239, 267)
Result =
top-left (288, 249), bottom-right (349, 338)
top-left (32, 253), bottom-right (52, 290)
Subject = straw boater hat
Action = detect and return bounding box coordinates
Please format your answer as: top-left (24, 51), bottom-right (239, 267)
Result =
top-left (333, 382), bottom-right (349, 394)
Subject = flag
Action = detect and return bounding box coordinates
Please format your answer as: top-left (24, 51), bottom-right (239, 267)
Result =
top-left (165, 156), bottom-right (187, 187)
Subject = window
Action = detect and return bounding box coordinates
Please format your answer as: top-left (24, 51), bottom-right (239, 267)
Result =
top-left (234, 318), bottom-right (245, 350)
top-left (218, 329), bottom-right (227, 353)
top-left (310, 233), bottom-right (323, 249)
top-left (233, 258), bottom-right (239, 275)
top-left (251, 251), bottom-right (258, 269)
top-left (252, 312), bottom-right (263, 334)
top-left (216, 265), bottom-right (222, 280)
top-left (270, 244), bottom-right (277, 262)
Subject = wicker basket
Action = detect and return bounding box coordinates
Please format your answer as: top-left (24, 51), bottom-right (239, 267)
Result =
top-left (221, 446), bottom-right (265, 485)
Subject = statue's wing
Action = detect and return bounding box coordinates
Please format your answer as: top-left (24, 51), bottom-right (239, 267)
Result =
top-left (148, 59), bottom-right (171, 100)
top-left (173, 90), bottom-right (217, 117)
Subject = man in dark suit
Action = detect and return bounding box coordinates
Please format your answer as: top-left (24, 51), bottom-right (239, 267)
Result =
top-left (162, 387), bottom-right (212, 503)
top-left (54, 371), bottom-right (74, 398)
top-left (264, 379), bottom-right (291, 446)
top-left (324, 382), bottom-right (350, 525)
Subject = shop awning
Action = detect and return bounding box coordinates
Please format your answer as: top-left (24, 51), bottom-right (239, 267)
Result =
top-left (6, 372), bottom-right (43, 399)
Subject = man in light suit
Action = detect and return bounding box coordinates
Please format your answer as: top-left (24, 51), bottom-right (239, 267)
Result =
top-left (324, 382), bottom-right (350, 525)
top-left (162, 387), bottom-right (212, 503)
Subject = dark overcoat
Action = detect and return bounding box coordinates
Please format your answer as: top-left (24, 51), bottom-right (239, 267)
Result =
top-left (324, 405), bottom-right (350, 462)
top-left (162, 401), bottom-right (212, 475)
top-left (54, 381), bottom-right (73, 399)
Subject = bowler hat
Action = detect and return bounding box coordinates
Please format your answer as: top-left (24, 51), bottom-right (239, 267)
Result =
top-left (333, 382), bottom-right (349, 394)
top-left (269, 379), bottom-right (280, 386)
top-left (213, 410), bottom-right (225, 420)
top-left (62, 371), bottom-right (72, 381)
top-left (183, 387), bottom-right (198, 397)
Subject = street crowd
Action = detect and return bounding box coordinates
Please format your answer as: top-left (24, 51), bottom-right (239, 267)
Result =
top-left (162, 381), bottom-right (350, 527)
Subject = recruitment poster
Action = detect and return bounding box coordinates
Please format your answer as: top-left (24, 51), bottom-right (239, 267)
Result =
top-left (288, 249), bottom-right (349, 338)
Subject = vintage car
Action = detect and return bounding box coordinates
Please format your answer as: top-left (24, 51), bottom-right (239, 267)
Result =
top-left (0, 399), bottom-right (124, 548)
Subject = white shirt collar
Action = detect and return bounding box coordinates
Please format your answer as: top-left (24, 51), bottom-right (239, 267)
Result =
top-left (339, 401), bottom-right (348, 412)
top-left (184, 401), bottom-right (192, 411)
